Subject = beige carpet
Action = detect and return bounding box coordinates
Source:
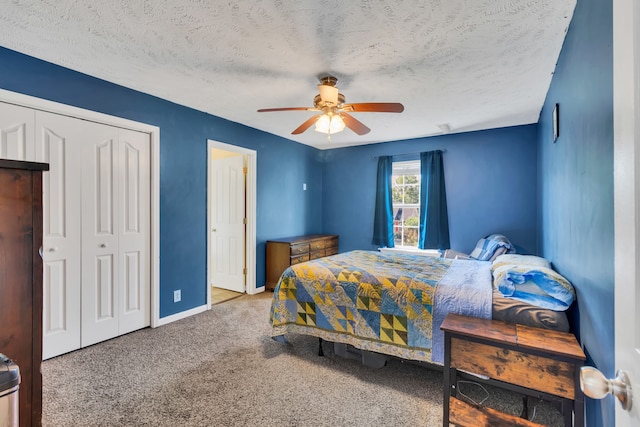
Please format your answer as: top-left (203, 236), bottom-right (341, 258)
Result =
top-left (41, 293), bottom-right (565, 426)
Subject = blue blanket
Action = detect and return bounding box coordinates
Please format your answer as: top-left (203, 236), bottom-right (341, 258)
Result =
top-left (431, 259), bottom-right (493, 363)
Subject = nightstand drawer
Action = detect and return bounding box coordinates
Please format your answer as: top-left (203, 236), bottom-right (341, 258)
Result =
top-left (450, 337), bottom-right (576, 399)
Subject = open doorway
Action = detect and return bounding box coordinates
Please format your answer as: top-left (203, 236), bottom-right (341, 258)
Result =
top-left (207, 140), bottom-right (258, 309)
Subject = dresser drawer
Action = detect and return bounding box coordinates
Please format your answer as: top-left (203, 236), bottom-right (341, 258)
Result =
top-left (291, 253), bottom-right (310, 265)
top-left (310, 249), bottom-right (325, 260)
top-left (290, 243), bottom-right (310, 255)
top-left (326, 237), bottom-right (339, 249)
top-left (325, 246), bottom-right (339, 256)
top-left (310, 240), bottom-right (325, 250)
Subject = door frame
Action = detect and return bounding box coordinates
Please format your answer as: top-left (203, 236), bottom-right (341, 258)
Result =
top-left (613, 0), bottom-right (640, 423)
top-left (207, 139), bottom-right (259, 309)
top-left (0, 88), bottom-right (162, 328)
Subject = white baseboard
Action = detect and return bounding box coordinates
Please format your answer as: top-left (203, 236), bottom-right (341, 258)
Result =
top-left (247, 287), bottom-right (265, 296)
top-left (154, 304), bottom-right (208, 327)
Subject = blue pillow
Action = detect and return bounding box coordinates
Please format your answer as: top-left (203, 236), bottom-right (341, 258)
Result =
top-left (493, 265), bottom-right (575, 311)
top-left (469, 234), bottom-right (515, 261)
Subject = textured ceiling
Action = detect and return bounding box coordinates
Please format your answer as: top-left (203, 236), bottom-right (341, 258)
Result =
top-left (0, 0), bottom-right (576, 149)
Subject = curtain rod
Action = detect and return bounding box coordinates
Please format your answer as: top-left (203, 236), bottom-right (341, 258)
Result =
top-left (370, 149), bottom-right (446, 160)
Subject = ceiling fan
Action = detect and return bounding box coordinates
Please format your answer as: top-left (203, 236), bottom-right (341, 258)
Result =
top-left (257, 76), bottom-right (404, 138)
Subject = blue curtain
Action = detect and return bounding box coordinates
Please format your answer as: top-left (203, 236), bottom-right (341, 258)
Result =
top-left (418, 150), bottom-right (450, 249)
top-left (372, 156), bottom-right (394, 247)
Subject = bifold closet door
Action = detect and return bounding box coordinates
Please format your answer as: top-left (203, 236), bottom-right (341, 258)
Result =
top-left (2, 101), bottom-right (151, 358)
top-left (81, 126), bottom-right (150, 347)
top-left (36, 112), bottom-right (83, 359)
top-left (116, 129), bottom-right (151, 336)
top-left (80, 122), bottom-right (121, 346)
top-left (0, 102), bottom-right (35, 161)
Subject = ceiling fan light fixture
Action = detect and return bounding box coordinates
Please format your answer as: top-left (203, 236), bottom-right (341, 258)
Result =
top-left (315, 114), bottom-right (345, 134)
top-left (330, 115), bottom-right (346, 133)
top-left (315, 114), bottom-right (330, 133)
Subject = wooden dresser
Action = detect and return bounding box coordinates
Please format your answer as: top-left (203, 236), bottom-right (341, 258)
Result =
top-left (0, 159), bottom-right (48, 427)
top-left (265, 234), bottom-right (338, 290)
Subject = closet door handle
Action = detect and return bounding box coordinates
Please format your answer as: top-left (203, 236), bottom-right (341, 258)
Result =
top-left (48, 247), bottom-right (57, 252)
top-left (99, 243), bottom-right (107, 248)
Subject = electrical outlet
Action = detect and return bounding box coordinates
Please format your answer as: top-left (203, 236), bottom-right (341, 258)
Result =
top-left (173, 290), bottom-right (181, 302)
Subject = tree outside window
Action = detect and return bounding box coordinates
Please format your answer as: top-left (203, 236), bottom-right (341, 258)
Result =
top-left (392, 161), bottom-right (420, 247)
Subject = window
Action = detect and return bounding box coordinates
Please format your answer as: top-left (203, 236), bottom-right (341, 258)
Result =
top-left (392, 160), bottom-right (420, 247)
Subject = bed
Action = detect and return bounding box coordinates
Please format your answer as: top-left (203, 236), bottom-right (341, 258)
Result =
top-left (269, 250), bottom-right (573, 365)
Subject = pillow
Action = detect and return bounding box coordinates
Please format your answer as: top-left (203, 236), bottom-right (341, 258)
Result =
top-left (492, 265), bottom-right (575, 311)
top-left (469, 234), bottom-right (515, 261)
top-left (491, 254), bottom-right (551, 271)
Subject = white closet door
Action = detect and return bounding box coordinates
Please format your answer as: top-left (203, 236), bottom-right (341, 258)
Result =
top-left (7, 102), bottom-right (152, 359)
top-left (0, 102), bottom-right (34, 161)
top-left (35, 111), bottom-right (83, 359)
top-left (117, 129), bottom-right (150, 334)
top-left (81, 122), bottom-right (121, 347)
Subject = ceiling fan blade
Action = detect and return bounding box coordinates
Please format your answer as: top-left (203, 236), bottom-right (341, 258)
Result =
top-left (257, 107), bottom-right (315, 112)
top-left (342, 103), bottom-right (405, 113)
top-left (292, 115), bottom-right (320, 134)
top-left (340, 113), bottom-right (371, 135)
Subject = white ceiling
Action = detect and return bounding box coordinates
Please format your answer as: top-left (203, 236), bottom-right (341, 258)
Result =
top-left (0, 0), bottom-right (576, 149)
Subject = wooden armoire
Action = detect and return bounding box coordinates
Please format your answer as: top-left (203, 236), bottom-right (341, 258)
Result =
top-left (0, 159), bottom-right (48, 426)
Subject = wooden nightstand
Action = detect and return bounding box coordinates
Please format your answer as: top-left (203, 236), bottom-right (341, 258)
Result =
top-left (441, 313), bottom-right (585, 427)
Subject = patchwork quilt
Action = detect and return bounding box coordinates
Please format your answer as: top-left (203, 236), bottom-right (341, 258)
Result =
top-left (270, 250), bottom-right (492, 363)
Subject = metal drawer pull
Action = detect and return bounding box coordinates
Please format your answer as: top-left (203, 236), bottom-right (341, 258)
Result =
top-left (100, 243), bottom-right (107, 248)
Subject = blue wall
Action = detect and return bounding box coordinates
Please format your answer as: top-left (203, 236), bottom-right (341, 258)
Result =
top-left (537, 0), bottom-right (614, 425)
top-left (322, 125), bottom-right (539, 255)
top-left (0, 46), bottom-right (324, 318)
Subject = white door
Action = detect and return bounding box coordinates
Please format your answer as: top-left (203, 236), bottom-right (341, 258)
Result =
top-left (0, 102), bottom-right (34, 161)
top-left (81, 124), bottom-right (151, 346)
top-left (117, 129), bottom-right (151, 335)
top-left (613, 0), bottom-right (640, 422)
top-left (35, 111), bottom-right (83, 359)
top-left (211, 155), bottom-right (246, 293)
top-left (81, 122), bottom-right (121, 347)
